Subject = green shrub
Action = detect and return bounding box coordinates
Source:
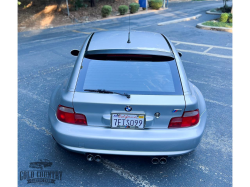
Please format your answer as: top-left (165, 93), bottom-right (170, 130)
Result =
top-left (129, 3), bottom-right (140, 14)
top-left (149, 0), bottom-right (163, 10)
top-left (148, 0), bottom-right (153, 7)
top-left (228, 13), bottom-right (232, 23)
top-left (118, 5), bottom-right (128, 15)
top-left (220, 5), bottom-right (232, 13)
top-left (70, 0), bottom-right (84, 10)
top-left (101, 5), bottom-right (112, 17)
top-left (220, 13), bottom-right (229, 23)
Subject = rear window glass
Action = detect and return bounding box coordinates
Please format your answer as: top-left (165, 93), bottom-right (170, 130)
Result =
top-left (75, 59), bottom-right (183, 95)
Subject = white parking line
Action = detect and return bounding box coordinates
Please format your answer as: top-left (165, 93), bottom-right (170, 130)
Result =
top-left (205, 99), bottom-right (232, 108)
top-left (189, 79), bottom-right (232, 89)
top-left (158, 14), bottom-right (202, 26)
top-left (172, 40), bottom-right (232, 50)
top-left (18, 114), bottom-right (52, 136)
top-left (203, 46), bottom-right (213, 53)
top-left (101, 158), bottom-right (157, 187)
top-left (19, 89), bottom-right (49, 104)
top-left (176, 49), bottom-right (232, 59)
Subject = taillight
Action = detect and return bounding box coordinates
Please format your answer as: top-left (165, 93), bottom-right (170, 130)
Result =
top-left (168, 109), bottom-right (199, 128)
top-left (56, 105), bottom-right (87, 125)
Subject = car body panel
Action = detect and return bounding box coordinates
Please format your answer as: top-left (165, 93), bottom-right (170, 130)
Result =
top-left (88, 30), bottom-right (172, 53)
top-left (72, 92), bottom-right (185, 128)
top-left (49, 30), bottom-right (207, 156)
top-left (49, 106), bottom-right (207, 155)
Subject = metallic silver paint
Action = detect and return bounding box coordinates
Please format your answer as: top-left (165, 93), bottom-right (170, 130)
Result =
top-left (49, 30), bottom-right (207, 156)
top-left (88, 31), bottom-right (171, 52)
top-left (67, 33), bottom-right (94, 92)
top-left (49, 106), bottom-right (207, 155)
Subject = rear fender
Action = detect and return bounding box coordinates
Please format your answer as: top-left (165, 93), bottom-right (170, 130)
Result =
top-left (184, 82), bottom-right (199, 112)
top-left (189, 82), bottom-right (206, 115)
top-left (49, 78), bottom-right (74, 111)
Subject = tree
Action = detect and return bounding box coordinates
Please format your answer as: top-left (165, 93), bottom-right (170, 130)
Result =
top-left (223, 0), bottom-right (227, 8)
top-left (90, 0), bottom-right (95, 7)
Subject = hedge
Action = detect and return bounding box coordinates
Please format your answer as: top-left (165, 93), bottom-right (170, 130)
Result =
top-left (101, 5), bottom-right (112, 17)
top-left (118, 5), bottom-right (128, 15)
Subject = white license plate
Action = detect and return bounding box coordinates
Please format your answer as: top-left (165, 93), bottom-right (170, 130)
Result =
top-left (111, 114), bottom-right (145, 129)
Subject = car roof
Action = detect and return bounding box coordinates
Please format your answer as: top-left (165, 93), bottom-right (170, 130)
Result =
top-left (87, 30), bottom-right (172, 53)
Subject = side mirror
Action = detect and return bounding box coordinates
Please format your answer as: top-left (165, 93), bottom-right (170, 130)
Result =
top-left (71, 50), bottom-right (79, 56)
top-left (178, 52), bottom-right (182, 57)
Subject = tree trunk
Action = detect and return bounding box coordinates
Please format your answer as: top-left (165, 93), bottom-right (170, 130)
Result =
top-left (90, 0), bottom-right (95, 7)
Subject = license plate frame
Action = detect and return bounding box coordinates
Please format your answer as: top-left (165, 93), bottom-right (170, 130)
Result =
top-left (111, 113), bottom-right (146, 130)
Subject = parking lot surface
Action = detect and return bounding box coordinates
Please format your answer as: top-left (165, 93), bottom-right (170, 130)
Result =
top-left (18, 1), bottom-right (232, 186)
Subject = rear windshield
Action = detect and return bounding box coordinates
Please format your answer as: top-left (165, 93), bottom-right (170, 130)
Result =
top-left (75, 58), bottom-right (183, 95)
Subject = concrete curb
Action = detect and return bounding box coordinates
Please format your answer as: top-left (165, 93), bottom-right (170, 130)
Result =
top-left (196, 22), bottom-right (232, 32)
top-left (158, 14), bottom-right (202, 26)
top-left (206, 9), bottom-right (222, 15)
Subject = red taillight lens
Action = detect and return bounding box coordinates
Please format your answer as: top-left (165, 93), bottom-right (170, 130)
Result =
top-left (56, 105), bottom-right (87, 125)
top-left (168, 109), bottom-right (199, 128)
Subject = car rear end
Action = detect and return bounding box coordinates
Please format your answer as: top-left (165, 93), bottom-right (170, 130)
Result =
top-left (49, 31), bottom-right (207, 156)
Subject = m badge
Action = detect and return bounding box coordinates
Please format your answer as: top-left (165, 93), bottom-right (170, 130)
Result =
top-left (172, 109), bottom-right (182, 113)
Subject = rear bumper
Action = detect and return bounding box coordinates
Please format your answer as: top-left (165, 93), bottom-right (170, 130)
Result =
top-left (49, 107), bottom-right (207, 156)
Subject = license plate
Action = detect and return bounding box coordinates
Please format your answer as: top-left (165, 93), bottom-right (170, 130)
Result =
top-left (111, 113), bottom-right (145, 129)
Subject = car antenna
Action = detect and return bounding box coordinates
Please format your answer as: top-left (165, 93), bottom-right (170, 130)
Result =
top-left (127, 5), bottom-right (131, 43)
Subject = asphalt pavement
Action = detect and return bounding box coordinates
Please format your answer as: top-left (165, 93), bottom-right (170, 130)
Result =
top-left (18, 1), bottom-right (232, 186)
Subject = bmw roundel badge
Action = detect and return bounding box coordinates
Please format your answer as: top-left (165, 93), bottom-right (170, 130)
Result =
top-left (125, 106), bottom-right (132, 112)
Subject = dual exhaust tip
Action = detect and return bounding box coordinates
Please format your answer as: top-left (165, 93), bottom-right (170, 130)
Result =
top-left (152, 157), bottom-right (167, 164)
top-left (87, 154), bottom-right (167, 164)
top-left (86, 154), bottom-right (101, 162)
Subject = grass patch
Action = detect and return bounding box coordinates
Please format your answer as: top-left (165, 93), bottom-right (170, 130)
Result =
top-left (202, 21), bottom-right (232, 28)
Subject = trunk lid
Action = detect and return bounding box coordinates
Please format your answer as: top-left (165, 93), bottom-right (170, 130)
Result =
top-left (73, 92), bottom-right (185, 129)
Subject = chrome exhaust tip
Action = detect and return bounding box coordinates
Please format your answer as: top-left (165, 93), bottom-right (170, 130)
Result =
top-left (95, 155), bottom-right (101, 162)
top-left (151, 157), bottom-right (159, 164)
top-left (86, 154), bottom-right (94, 161)
top-left (159, 157), bottom-right (167, 164)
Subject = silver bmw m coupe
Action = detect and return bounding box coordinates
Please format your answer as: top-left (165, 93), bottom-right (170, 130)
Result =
top-left (49, 30), bottom-right (207, 158)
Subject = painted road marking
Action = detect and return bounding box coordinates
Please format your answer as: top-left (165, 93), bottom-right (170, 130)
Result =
top-left (158, 14), bottom-right (202, 26)
top-left (18, 88), bottom-right (157, 186)
top-left (72, 30), bottom-right (91, 34)
top-left (93, 28), bottom-right (106, 31)
top-left (19, 36), bottom-right (67, 45)
top-left (205, 98), bottom-right (232, 107)
top-left (19, 89), bottom-right (50, 104)
top-left (189, 79), bottom-right (232, 89)
top-left (19, 32), bottom-right (232, 59)
top-left (176, 49), bottom-right (232, 59)
top-left (101, 158), bottom-right (157, 187)
top-left (18, 113), bottom-right (52, 136)
top-left (203, 46), bottom-right (213, 53)
top-left (172, 40), bottom-right (232, 50)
